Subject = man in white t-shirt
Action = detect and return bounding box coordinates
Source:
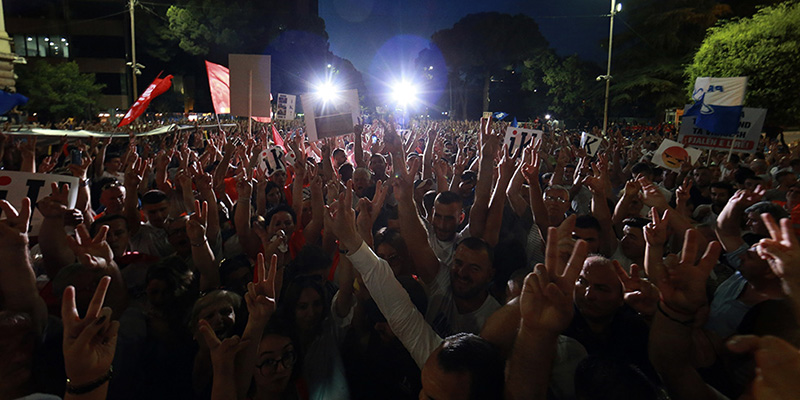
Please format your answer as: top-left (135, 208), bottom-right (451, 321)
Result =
top-left (397, 184), bottom-right (498, 336)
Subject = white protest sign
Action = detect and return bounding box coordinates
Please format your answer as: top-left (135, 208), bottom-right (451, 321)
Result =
top-left (504, 127), bottom-right (542, 158)
top-left (275, 93), bottom-right (296, 120)
top-left (651, 139), bottom-right (703, 172)
top-left (0, 171), bottom-right (79, 236)
top-left (229, 54), bottom-right (271, 118)
top-left (678, 106), bottom-right (766, 154)
top-left (258, 146), bottom-right (288, 176)
top-left (581, 132), bottom-right (603, 156)
top-left (300, 89), bottom-right (360, 142)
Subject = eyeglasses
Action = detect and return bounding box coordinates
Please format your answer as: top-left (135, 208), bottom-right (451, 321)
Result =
top-left (257, 350), bottom-right (297, 373)
top-left (544, 195), bottom-right (568, 204)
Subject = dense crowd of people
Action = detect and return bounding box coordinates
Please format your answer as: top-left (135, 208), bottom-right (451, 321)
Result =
top-left (1, 115), bottom-right (799, 400)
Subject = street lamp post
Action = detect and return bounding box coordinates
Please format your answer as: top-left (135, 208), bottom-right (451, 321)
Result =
top-left (601, 0), bottom-right (621, 136)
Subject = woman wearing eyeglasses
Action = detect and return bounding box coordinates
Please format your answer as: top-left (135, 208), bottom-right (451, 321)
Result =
top-left (250, 326), bottom-right (308, 400)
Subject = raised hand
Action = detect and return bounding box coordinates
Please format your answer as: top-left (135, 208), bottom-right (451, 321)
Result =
top-left (197, 319), bottom-right (250, 374)
top-left (37, 183), bottom-right (71, 219)
top-left (649, 229), bottom-right (721, 317)
top-left (324, 182), bottom-right (362, 251)
top-left (245, 253), bottom-right (281, 323)
top-left (67, 224), bottom-right (115, 269)
top-left (390, 153), bottom-right (420, 203)
top-left (0, 198), bottom-right (31, 248)
top-left (757, 213), bottom-right (800, 296)
top-left (727, 334), bottom-right (800, 400)
top-left (186, 200), bottom-right (208, 246)
top-left (356, 180), bottom-right (387, 233)
top-left (62, 276), bottom-right (118, 390)
top-left (235, 165), bottom-right (254, 200)
top-left (638, 177), bottom-right (669, 211)
top-left (644, 209), bottom-right (670, 247)
top-left (614, 262), bottom-right (659, 316)
top-left (520, 146), bottom-right (542, 184)
top-left (124, 154), bottom-right (149, 189)
top-left (520, 227), bottom-right (588, 333)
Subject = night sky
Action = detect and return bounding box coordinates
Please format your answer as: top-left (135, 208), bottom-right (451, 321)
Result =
top-left (321, 0), bottom-right (614, 75)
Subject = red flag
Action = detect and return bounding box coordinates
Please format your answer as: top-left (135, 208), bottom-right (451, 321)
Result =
top-left (272, 124), bottom-right (284, 149)
top-left (205, 60), bottom-right (230, 114)
top-left (117, 75), bottom-right (173, 127)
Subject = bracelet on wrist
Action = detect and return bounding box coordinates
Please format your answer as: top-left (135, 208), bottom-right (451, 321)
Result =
top-left (657, 302), bottom-right (695, 326)
top-left (191, 238), bottom-right (208, 247)
top-left (66, 366), bottom-right (113, 395)
top-left (79, 178), bottom-right (90, 187)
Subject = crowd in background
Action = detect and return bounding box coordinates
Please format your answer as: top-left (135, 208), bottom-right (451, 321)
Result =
top-left (1, 114), bottom-right (800, 400)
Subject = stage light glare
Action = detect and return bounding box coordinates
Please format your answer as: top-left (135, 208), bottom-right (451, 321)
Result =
top-left (314, 82), bottom-right (340, 103)
top-left (390, 81), bottom-right (419, 106)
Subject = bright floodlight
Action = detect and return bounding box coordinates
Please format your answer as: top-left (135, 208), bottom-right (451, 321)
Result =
top-left (616, 3), bottom-right (622, 12)
top-left (315, 81), bottom-right (340, 103)
top-left (391, 81), bottom-right (419, 106)
top-left (545, 114), bottom-right (551, 120)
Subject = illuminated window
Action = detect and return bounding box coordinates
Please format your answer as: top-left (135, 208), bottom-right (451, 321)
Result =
top-left (12, 34), bottom-right (69, 58)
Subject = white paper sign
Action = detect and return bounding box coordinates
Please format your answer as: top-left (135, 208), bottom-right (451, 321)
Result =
top-left (651, 139), bottom-right (703, 172)
top-left (678, 106), bottom-right (767, 154)
top-left (0, 171), bottom-right (79, 236)
top-left (300, 89), bottom-right (360, 142)
top-left (504, 127), bottom-right (542, 158)
top-left (275, 93), bottom-right (296, 120)
top-left (229, 54), bottom-right (271, 118)
top-left (581, 132), bottom-right (603, 156)
top-left (259, 146), bottom-right (288, 176)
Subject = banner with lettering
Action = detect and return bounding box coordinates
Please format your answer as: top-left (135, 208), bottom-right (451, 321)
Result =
top-left (678, 106), bottom-right (766, 154)
top-left (0, 171), bottom-right (78, 235)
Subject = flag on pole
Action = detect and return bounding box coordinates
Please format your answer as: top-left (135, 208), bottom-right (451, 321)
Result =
top-left (684, 77), bottom-right (747, 135)
top-left (205, 60), bottom-right (231, 115)
top-left (512, 117), bottom-right (518, 128)
top-left (493, 112), bottom-right (508, 120)
top-left (117, 75), bottom-right (173, 127)
top-left (271, 124), bottom-right (284, 150)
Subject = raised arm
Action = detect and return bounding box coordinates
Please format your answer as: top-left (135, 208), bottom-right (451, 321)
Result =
top-left (585, 156), bottom-right (618, 257)
top-left (646, 229), bottom-right (722, 400)
top-left (326, 187), bottom-right (443, 368)
top-left (353, 124), bottom-right (365, 168)
top-left (187, 200), bottom-right (220, 292)
top-left (716, 188), bottom-right (764, 252)
top-left (520, 147), bottom-right (549, 242)
top-left (36, 184), bottom-right (77, 278)
top-left (506, 232), bottom-right (588, 400)
top-left (469, 117), bottom-right (500, 239)
top-left (482, 147), bottom-right (516, 247)
top-left (0, 198), bottom-right (47, 334)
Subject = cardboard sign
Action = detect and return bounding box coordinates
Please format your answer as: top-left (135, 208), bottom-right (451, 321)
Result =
top-left (504, 127), bottom-right (542, 158)
top-left (300, 89), bottom-right (360, 142)
top-left (229, 54), bottom-right (271, 118)
top-left (275, 93), bottom-right (296, 120)
top-left (0, 171), bottom-right (79, 235)
top-left (678, 106), bottom-right (767, 154)
top-left (651, 139), bottom-right (703, 172)
top-left (581, 132), bottom-right (603, 156)
top-left (258, 146), bottom-right (288, 176)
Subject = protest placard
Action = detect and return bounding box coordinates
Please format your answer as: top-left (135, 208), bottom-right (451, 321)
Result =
top-left (229, 54), bottom-right (271, 118)
top-left (276, 93), bottom-right (296, 120)
top-left (258, 146), bottom-right (288, 176)
top-left (300, 89), bottom-right (360, 142)
top-left (581, 132), bottom-right (603, 156)
top-left (678, 106), bottom-right (767, 154)
top-left (0, 171), bottom-right (78, 236)
top-left (503, 127), bottom-right (542, 158)
top-left (651, 139), bottom-right (703, 172)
